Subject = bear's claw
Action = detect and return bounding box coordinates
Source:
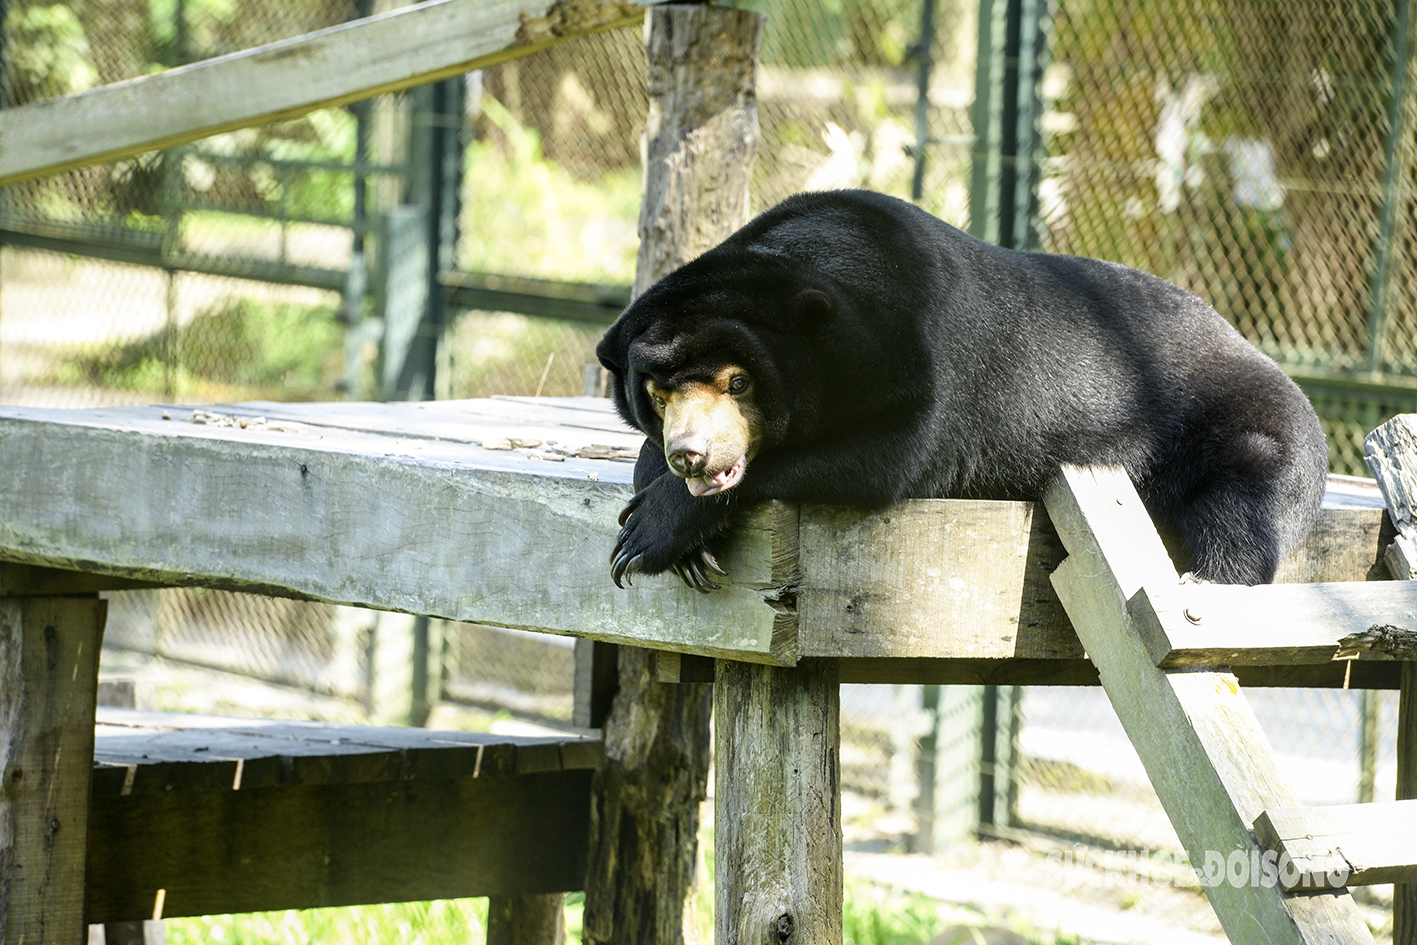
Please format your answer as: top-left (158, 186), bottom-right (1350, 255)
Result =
top-left (672, 548), bottom-right (728, 593)
top-left (611, 499), bottom-right (727, 592)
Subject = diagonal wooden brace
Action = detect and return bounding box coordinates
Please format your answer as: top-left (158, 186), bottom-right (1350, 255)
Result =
top-left (1044, 464), bottom-right (1374, 945)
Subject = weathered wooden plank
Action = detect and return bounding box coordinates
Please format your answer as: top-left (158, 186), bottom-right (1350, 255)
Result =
top-left (0, 0), bottom-right (654, 186)
top-left (92, 708), bottom-right (601, 791)
top-left (0, 596), bottom-right (107, 945)
top-left (1044, 464), bottom-right (1374, 945)
top-left (0, 399), bottom-right (1394, 664)
top-left (1253, 800), bottom-right (1417, 890)
top-left (205, 396), bottom-right (641, 443)
top-left (85, 770), bottom-right (593, 922)
top-left (1131, 580), bottom-right (1417, 667)
top-left (714, 659), bottom-right (841, 945)
top-left (796, 499), bottom-right (1072, 660)
top-left (1365, 414), bottom-right (1417, 579)
top-left (0, 408), bottom-right (787, 663)
top-left (793, 498), bottom-right (1389, 661)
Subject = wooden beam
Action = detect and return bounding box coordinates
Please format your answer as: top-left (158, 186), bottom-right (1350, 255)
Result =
top-left (0, 399), bottom-right (1396, 665)
top-left (86, 709), bottom-right (599, 921)
top-left (659, 652), bottom-right (1406, 688)
top-left (792, 499), bottom-right (1390, 662)
top-left (0, 596), bottom-right (107, 945)
top-left (1253, 800), bottom-right (1417, 891)
top-left (1364, 414), bottom-right (1417, 579)
top-left (0, 0), bottom-right (655, 187)
top-left (1044, 464), bottom-right (1374, 945)
top-left (87, 772), bottom-right (593, 921)
top-left (1130, 580), bottom-right (1417, 667)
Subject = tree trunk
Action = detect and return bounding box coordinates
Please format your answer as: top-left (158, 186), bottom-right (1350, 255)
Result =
top-left (582, 6), bottom-right (764, 945)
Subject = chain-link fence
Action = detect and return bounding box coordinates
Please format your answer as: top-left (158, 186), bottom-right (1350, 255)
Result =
top-left (2, 0), bottom-right (1413, 935)
top-left (1030, 0), bottom-right (1417, 476)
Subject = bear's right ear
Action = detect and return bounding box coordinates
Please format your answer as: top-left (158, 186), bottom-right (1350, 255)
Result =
top-left (595, 324), bottom-right (625, 373)
top-left (791, 288), bottom-right (834, 329)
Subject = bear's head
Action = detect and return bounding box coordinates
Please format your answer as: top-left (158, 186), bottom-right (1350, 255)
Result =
top-left (597, 251), bottom-right (853, 497)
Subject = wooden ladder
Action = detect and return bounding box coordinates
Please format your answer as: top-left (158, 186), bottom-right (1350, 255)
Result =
top-left (1042, 417), bottom-right (1417, 945)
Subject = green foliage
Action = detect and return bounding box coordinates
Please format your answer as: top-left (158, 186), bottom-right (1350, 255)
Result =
top-left (9, 4), bottom-right (99, 102)
top-left (843, 882), bottom-right (1081, 945)
top-left (740, 0), bottom-right (919, 67)
top-left (148, 0), bottom-right (240, 63)
top-left (461, 96), bottom-right (641, 284)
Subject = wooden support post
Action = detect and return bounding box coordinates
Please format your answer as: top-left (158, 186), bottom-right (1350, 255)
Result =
top-left (572, 640), bottom-right (618, 729)
top-left (487, 894), bottom-right (566, 945)
top-left (1363, 415), bottom-right (1417, 939)
top-left (581, 6), bottom-right (764, 945)
top-left (1044, 464), bottom-right (1373, 945)
top-left (366, 611), bottom-right (418, 725)
top-left (1, 589), bottom-right (107, 945)
top-left (1398, 661), bottom-right (1417, 944)
top-left (714, 659), bottom-right (842, 945)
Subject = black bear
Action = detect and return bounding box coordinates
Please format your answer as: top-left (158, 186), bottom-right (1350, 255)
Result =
top-left (596, 189), bottom-right (1328, 591)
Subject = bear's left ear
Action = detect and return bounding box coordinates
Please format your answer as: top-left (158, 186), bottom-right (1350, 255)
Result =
top-left (791, 288), bottom-right (834, 329)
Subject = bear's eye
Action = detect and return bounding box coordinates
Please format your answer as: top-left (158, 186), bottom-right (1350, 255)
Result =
top-left (728, 375), bottom-right (750, 395)
top-left (650, 393), bottom-right (666, 411)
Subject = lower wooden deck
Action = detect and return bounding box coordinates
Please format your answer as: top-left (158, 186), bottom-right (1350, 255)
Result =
top-left (86, 709), bottom-right (600, 922)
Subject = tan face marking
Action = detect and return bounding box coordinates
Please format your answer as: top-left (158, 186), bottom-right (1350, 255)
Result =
top-left (647, 366), bottom-right (761, 496)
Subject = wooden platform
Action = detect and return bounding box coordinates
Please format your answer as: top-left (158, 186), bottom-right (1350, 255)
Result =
top-left (0, 397), bottom-right (1399, 687)
top-left (87, 709), bottom-right (600, 922)
top-left (0, 396), bottom-right (1409, 945)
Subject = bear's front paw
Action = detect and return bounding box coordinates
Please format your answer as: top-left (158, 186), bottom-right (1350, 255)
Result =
top-left (610, 485), bottom-right (729, 592)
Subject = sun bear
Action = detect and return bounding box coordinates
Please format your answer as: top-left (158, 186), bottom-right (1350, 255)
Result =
top-left (596, 189), bottom-right (1328, 591)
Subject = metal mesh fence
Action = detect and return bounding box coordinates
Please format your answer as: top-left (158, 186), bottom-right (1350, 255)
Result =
top-left (1031, 0), bottom-right (1417, 476)
top-left (0, 4), bottom-right (1412, 933)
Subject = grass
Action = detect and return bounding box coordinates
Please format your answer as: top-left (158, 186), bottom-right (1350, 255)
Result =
top-left (165, 899), bottom-right (492, 945)
top-left (159, 872), bottom-right (1081, 945)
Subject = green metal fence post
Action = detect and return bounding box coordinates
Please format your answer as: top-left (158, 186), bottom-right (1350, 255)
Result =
top-left (1364, 0), bottom-right (1417, 373)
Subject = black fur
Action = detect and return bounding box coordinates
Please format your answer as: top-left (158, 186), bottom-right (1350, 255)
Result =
top-left (596, 189), bottom-right (1328, 587)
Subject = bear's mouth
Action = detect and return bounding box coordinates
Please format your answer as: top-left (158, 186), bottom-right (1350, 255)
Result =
top-left (685, 456), bottom-right (746, 497)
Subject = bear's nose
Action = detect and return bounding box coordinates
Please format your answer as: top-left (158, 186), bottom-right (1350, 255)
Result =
top-left (667, 434), bottom-right (710, 476)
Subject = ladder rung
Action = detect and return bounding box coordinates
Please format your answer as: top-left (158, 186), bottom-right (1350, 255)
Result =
top-left (1253, 799), bottom-right (1417, 891)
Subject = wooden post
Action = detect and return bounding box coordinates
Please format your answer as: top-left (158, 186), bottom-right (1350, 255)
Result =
top-left (1363, 416), bottom-right (1417, 940)
top-left (714, 659), bottom-right (842, 945)
top-left (0, 585), bottom-right (107, 945)
top-left (1398, 662), bottom-right (1417, 944)
top-left (630, 6), bottom-right (764, 301)
top-left (366, 611), bottom-right (418, 725)
top-left (581, 6), bottom-right (764, 945)
top-left (487, 894), bottom-right (566, 945)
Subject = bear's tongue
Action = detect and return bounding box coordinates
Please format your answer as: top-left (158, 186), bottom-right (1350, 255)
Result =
top-left (686, 456), bottom-right (745, 497)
